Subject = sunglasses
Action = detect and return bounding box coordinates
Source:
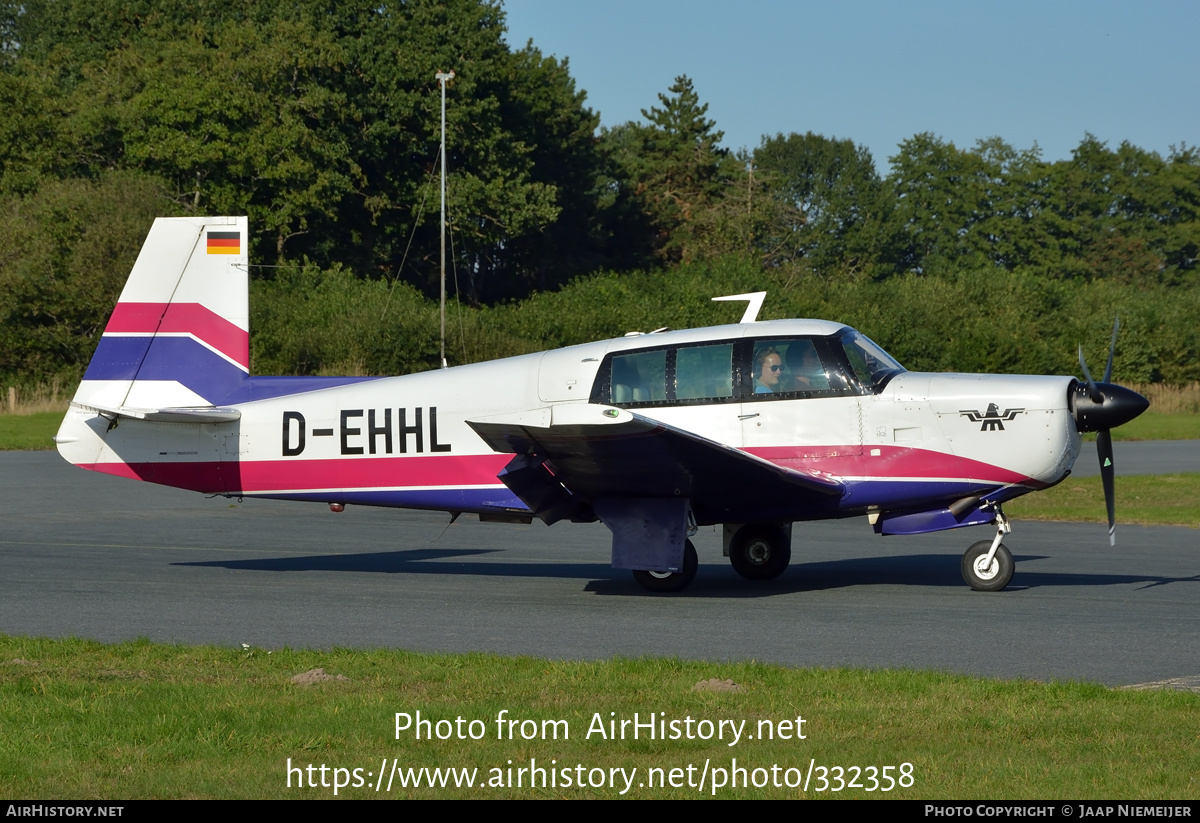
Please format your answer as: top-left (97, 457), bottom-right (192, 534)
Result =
top-left (768, 365), bottom-right (782, 372)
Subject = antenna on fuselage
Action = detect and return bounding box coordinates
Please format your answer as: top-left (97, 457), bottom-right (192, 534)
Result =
top-left (712, 291), bottom-right (767, 323)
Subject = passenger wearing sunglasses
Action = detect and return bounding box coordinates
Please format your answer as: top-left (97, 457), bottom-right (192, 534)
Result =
top-left (753, 346), bottom-right (783, 394)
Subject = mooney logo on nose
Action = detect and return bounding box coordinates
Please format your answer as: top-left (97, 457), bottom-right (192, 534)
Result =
top-left (960, 403), bottom-right (1024, 431)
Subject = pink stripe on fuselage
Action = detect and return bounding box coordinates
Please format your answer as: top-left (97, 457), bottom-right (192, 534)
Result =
top-left (80, 443), bottom-right (1039, 498)
top-left (103, 302), bottom-right (248, 370)
top-left (746, 444), bottom-right (1039, 486)
top-left (81, 453), bottom-right (512, 494)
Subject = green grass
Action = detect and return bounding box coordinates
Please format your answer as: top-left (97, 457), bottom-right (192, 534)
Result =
top-left (1, 636), bottom-right (1197, 799)
top-left (0, 411), bottom-right (61, 450)
top-left (1008, 474), bottom-right (1200, 528)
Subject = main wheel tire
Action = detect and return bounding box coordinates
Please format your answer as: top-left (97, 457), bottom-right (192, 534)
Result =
top-left (961, 540), bottom-right (1014, 591)
top-left (728, 524), bottom-right (791, 581)
top-left (632, 540), bottom-right (698, 593)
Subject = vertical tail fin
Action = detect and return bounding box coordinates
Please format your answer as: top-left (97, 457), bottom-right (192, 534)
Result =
top-left (73, 216), bottom-right (249, 410)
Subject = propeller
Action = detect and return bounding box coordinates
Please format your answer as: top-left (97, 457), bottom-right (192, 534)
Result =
top-left (1071, 317), bottom-right (1150, 545)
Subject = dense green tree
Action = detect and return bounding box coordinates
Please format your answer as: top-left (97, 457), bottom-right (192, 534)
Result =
top-left (250, 264), bottom-right (440, 376)
top-left (0, 170), bottom-right (178, 384)
top-left (754, 132), bottom-right (896, 277)
top-left (328, 0), bottom-right (568, 300)
top-left (491, 45), bottom-right (611, 294)
top-left (0, 0), bottom-right (609, 302)
top-left (3, 1), bottom-right (1199, 389)
top-left (0, 69), bottom-right (70, 197)
top-left (602, 75), bottom-right (730, 263)
top-left (1035, 137), bottom-right (1200, 284)
top-left (889, 133), bottom-right (996, 271)
top-left (96, 17), bottom-right (361, 259)
top-left (887, 133), bottom-right (1200, 284)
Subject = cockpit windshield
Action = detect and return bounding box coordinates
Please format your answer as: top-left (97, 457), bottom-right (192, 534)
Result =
top-left (840, 330), bottom-right (905, 392)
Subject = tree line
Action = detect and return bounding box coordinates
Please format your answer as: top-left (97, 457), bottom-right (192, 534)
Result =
top-left (1, 0), bottom-right (1197, 389)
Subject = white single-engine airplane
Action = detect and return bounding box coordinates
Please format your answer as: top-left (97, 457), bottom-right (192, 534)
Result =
top-left (56, 217), bottom-right (1150, 592)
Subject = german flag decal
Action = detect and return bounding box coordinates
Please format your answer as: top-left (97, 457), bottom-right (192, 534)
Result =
top-left (207, 231), bottom-right (241, 255)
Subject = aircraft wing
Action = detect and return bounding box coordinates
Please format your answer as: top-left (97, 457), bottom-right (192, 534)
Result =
top-left (466, 405), bottom-right (843, 524)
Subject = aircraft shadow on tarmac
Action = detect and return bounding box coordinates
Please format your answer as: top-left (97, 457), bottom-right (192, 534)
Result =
top-left (176, 547), bottom-right (503, 573)
top-left (175, 549), bottom-right (1200, 597)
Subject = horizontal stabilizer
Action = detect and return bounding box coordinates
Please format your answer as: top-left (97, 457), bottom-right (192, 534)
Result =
top-left (72, 401), bottom-right (242, 424)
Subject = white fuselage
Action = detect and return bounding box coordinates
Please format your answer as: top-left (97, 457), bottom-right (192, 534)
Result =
top-left (58, 320), bottom-right (1081, 522)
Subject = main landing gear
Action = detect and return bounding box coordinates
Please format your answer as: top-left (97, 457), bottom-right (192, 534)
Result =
top-left (728, 524), bottom-right (792, 581)
top-left (961, 506), bottom-right (1014, 591)
top-left (628, 519), bottom-right (796, 592)
top-left (631, 540), bottom-right (698, 593)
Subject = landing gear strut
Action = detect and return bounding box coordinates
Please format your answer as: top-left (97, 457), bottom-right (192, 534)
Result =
top-left (961, 506), bottom-right (1014, 591)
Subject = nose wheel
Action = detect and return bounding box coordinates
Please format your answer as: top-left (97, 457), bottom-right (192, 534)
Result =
top-left (961, 507), bottom-right (1015, 591)
top-left (961, 540), bottom-right (1014, 591)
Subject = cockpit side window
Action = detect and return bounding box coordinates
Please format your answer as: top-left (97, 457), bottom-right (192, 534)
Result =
top-left (743, 337), bottom-right (855, 400)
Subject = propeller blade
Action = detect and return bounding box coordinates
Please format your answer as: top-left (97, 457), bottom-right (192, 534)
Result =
top-left (1097, 428), bottom-right (1116, 546)
top-left (1076, 316), bottom-right (1133, 546)
top-left (1103, 316), bottom-right (1119, 384)
top-left (1078, 345), bottom-right (1101, 402)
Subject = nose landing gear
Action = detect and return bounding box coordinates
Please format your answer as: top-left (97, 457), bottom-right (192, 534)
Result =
top-left (962, 506), bottom-right (1014, 591)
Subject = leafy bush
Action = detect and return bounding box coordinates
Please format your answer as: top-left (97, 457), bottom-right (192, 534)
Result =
top-left (0, 171), bottom-right (177, 385)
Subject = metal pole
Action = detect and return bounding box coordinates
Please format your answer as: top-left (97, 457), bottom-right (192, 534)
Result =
top-left (435, 70), bottom-right (454, 369)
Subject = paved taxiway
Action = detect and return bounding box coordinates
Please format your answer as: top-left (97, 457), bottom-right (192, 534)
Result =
top-left (2, 448), bottom-right (1197, 687)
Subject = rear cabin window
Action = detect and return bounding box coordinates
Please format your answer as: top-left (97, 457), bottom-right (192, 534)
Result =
top-left (602, 343), bottom-right (734, 407)
top-left (675, 343), bottom-right (733, 400)
top-left (610, 349), bottom-right (667, 404)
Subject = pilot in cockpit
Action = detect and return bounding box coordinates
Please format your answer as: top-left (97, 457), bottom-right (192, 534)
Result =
top-left (753, 346), bottom-right (783, 393)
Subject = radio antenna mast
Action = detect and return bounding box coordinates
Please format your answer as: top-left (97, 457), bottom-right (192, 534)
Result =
top-left (435, 69), bottom-right (455, 368)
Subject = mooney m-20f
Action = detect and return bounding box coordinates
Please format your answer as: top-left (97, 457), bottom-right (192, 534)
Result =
top-left (56, 217), bottom-right (1150, 592)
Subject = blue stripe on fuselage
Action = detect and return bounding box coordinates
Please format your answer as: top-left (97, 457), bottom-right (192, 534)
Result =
top-left (241, 487), bottom-right (525, 512)
top-left (82, 336), bottom-right (383, 404)
top-left (221, 375), bottom-right (384, 403)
